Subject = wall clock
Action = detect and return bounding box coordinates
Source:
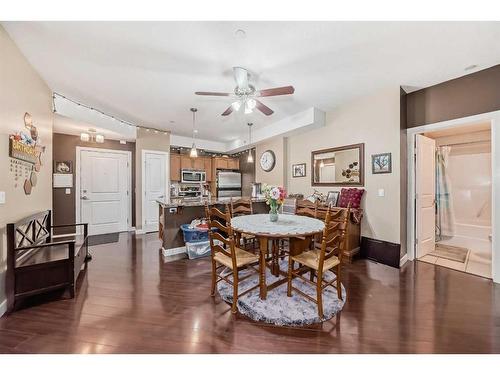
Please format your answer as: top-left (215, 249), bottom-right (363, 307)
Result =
top-left (260, 150), bottom-right (276, 172)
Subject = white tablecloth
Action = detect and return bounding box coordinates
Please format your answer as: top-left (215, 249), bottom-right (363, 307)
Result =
top-left (231, 214), bottom-right (324, 236)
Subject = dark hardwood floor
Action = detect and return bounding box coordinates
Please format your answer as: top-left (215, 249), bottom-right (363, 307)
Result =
top-left (1, 232), bottom-right (499, 354)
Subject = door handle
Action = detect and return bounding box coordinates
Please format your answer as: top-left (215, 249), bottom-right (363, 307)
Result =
top-left (81, 195), bottom-right (89, 200)
top-left (158, 195), bottom-right (165, 199)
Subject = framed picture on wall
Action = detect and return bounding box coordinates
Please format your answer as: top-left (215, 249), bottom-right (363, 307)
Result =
top-left (326, 191), bottom-right (340, 207)
top-left (371, 153), bottom-right (392, 174)
top-left (54, 160), bottom-right (72, 174)
top-left (292, 163), bottom-right (306, 178)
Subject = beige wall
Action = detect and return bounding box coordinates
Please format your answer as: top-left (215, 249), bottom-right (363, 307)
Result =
top-left (135, 128), bottom-right (170, 230)
top-left (287, 87), bottom-right (401, 244)
top-left (0, 26), bottom-right (53, 314)
top-left (255, 137), bottom-right (287, 187)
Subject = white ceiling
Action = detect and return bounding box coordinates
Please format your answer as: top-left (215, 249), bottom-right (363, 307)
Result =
top-left (3, 21), bottom-right (500, 141)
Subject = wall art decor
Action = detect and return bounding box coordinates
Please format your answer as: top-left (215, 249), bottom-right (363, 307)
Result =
top-left (372, 152), bottom-right (392, 174)
top-left (292, 163), bottom-right (306, 178)
top-left (8, 112), bottom-right (46, 195)
top-left (54, 160), bottom-right (72, 174)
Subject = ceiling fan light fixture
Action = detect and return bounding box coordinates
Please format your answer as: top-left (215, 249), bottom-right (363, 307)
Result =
top-left (246, 98), bottom-right (256, 109)
top-left (244, 101), bottom-right (253, 114)
top-left (231, 101), bottom-right (241, 111)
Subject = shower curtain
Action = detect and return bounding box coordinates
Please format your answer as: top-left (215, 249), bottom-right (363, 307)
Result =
top-left (436, 146), bottom-right (455, 241)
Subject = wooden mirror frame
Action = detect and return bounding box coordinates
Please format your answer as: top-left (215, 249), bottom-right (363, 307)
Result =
top-left (311, 143), bottom-right (365, 187)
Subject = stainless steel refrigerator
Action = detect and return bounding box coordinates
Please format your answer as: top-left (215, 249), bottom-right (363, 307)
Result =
top-left (216, 170), bottom-right (242, 197)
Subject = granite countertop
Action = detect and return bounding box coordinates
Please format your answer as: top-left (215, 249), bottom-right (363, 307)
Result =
top-left (157, 196), bottom-right (267, 208)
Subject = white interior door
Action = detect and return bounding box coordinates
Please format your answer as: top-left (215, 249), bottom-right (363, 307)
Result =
top-left (416, 134), bottom-right (436, 258)
top-left (143, 151), bottom-right (168, 233)
top-left (80, 149), bottom-right (130, 235)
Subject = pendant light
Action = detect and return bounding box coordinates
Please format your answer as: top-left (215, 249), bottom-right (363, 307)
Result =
top-left (189, 108), bottom-right (198, 158)
top-left (247, 122), bottom-right (254, 163)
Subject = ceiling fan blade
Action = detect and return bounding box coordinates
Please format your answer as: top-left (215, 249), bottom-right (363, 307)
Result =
top-left (255, 99), bottom-right (274, 116)
top-left (256, 86), bottom-right (295, 97)
top-left (195, 91), bottom-right (231, 96)
top-left (221, 105), bottom-right (234, 116)
top-left (233, 67), bottom-right (249, 90)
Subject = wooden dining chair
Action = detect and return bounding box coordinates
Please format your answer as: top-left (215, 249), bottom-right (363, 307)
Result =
top-left (205, 203), bottom-right (260, 314)
top-left (287, 204), bottom-right (351, 318)
top-left (230, 198), bottom-right (257, 250)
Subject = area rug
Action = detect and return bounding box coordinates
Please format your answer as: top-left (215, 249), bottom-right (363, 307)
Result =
top-left (88, 232), bottom-right (120, 246)
top-left (430, 243), bottom-right (469, 263)
top-left (217, 259), bottom-right (346, 326)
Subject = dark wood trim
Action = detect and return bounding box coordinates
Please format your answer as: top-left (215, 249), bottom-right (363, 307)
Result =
top-left (311, 143), bottom-right (365, 187)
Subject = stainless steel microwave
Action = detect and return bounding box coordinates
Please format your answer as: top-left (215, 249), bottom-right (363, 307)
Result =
top-left (181, 169), bottom-right (206, 183)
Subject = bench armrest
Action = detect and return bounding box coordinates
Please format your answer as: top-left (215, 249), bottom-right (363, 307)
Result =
top-left (51, 223), bottom-right (88, 238)
top-left (51, 223), bottom-right (88, 228)
top-left (15, 240), bottom-right (75, 252)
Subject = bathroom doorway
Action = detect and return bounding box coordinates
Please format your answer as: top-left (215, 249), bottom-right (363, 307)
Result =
top-left (414, 122), bottom-right (492, 278)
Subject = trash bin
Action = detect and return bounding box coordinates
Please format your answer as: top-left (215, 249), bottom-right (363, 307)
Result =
top-left (180, 224), bottom-right (209, 243)
top-left (186, 241), bottom-right (211, 259)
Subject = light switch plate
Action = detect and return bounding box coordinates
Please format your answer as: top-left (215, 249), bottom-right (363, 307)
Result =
top-left (0, 191), bottom-right (5, 204)
top-left (65, 188), bottom-right (71, 195)
top-left (378, 188), bottom-right (385, 197)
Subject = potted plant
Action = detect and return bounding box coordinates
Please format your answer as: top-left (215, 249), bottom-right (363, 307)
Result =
top-left (263, 185), bottom-right (286, 222)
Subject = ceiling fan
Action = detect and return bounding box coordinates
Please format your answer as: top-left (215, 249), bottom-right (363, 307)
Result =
top-left (195, 67), bottom-right (295, 116)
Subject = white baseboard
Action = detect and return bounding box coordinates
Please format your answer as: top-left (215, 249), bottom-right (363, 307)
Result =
top-left (161, 246), bottom-right (186, 257)
top-left (0, 298), bottom-right (7, 318)
top-left (400, 253), bottom-right (409, 267)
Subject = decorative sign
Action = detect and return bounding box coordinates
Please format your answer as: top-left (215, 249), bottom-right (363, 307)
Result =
top-left (9, 138), bottom-right (38, 164)
top-left (8, 112), bottom-right (46, 195)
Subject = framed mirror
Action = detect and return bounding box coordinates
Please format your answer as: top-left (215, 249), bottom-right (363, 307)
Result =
top-left (311, 143), bottom-right (364, 186)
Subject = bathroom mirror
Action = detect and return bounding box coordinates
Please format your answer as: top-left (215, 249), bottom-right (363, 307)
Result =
top-left (311, 143), bottom-right (364, 186)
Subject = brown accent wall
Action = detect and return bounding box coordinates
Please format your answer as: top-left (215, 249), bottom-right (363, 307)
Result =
top-left (52, 133), bottom-right (136, 234)
top-left (238, 148), bottom-right (256, 197)
top-left (406, 64), bottom-right (500, 128)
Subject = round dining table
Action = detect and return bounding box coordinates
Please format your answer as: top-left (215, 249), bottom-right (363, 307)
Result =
top-left (231, 214), bottom-right (324, 299)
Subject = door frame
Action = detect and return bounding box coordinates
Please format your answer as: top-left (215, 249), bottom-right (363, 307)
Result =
top-left (406, 109), bottom-right (500, 283)
top-left (141, 149), bottom-right (170, 233)
top-left (75, 146), bottom-right (133, 235)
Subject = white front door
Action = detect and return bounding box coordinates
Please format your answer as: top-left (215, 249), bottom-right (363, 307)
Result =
top-left (143, 151), bottom-right (168, 233)
top-left (80, 149), bottom-right (130, 235)
top-left (416, 134), bottom-right (436, 258)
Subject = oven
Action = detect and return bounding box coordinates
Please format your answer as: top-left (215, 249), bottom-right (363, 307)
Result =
top-left (181, 169), bottom-right (206, 183)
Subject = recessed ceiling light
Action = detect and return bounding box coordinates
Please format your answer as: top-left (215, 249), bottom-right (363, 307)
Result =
top-left (465, 64), bottom-right (478, 71)
top-left (235, 29), bottom-right (246, 39)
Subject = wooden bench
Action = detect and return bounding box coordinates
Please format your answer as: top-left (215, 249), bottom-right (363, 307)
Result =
top-left (6, 210), bottom-right (89, 313)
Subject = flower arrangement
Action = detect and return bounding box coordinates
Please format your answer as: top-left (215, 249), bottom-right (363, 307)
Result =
top-left (262, 184), bottom-right (286, 222)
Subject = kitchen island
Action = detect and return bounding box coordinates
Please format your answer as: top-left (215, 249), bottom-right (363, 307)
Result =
top-left (157, 197), bottom-right (268, 253)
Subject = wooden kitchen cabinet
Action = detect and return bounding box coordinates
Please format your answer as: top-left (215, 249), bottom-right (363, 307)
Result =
top-left (213, 156), bottom-right (239, 171)
top-left (193, 157), bottom-right (205, 170)
top-left (214, 157), bottom-right (228, 170)
top-left (180, 155), bottom-right (193, 170)
top-left (170, 154), bottom-right (181, 181)
top-left (227, 158), bottom-right (239, 170)
top-left (204, 157), bottom-right (213, 181)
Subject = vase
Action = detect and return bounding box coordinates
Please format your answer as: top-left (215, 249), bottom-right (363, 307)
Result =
top-left (269, 204), bottom-right (279, 222)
